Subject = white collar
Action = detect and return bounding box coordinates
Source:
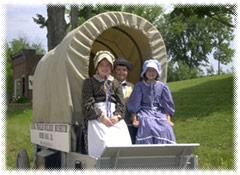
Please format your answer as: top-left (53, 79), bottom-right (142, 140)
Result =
top-left (93, 74), bottom-right (114, 82)
top-left (120, 80), bottom-right (127, 84)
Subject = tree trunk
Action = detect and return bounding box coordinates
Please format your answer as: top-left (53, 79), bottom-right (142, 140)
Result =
top-left (46, 5), bottom-right (66, 51)
top-left (70, 5), bottom-right (79, 30)
top-left (85, 6), bottom-right (92, 20)
top-left (218, 59), bottom-right (221, 75)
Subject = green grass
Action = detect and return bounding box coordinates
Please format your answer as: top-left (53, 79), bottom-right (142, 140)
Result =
top-left (6, 74), bottom-right (234, 169)
top-left (169, 74), bottom-right (234, 169)
top-left (6, 104), bottom-right (33, 169)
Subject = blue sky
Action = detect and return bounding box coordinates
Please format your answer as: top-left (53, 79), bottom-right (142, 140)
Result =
top-left (6, 4), bottom-right (48, 50)
top-left (5, 4), bottom-right (235, 73)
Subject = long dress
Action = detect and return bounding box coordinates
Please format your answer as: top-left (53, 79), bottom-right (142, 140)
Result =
top-left (127, 80), bottom-right (176, 144)
top-left (82, 75), bottom-right (131, 158)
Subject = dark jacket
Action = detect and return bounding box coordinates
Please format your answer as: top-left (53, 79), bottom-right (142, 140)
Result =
top-left (82, 76), bottom-right (125, 120)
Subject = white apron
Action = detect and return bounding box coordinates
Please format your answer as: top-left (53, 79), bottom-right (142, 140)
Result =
top-left (88, 102), bottom-right (132, 158)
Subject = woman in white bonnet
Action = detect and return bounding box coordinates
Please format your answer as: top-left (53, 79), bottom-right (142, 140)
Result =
top-left (82, 50), bottom-right (131, 158)
top-left (127, 59), bottom-right (176, 144)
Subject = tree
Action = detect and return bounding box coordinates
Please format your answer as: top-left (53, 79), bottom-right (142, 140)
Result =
top-left (170, 5), bottom-right (236, 28)
top-left (158, 5), bottom-right (235, 70)
top-left (122, 5), bottom-right (164, 24)
top-left (75, 4), bottom-right (121, 26)
top-left (33, 5), bottom-right (66, 50)
top-left (6, 43), bottom-right (14, 103)
top-left (7, 37), bottom-right (30, 56)
top-left (31, 43), bottom-right (46, 55)
top-left (70, 5), bottom-right (79, 30)
top-left (46, 5), bottom-right (66, 50)
top-left (212, 26), bottom-right (234, 75)
top-left (206, 65), bottom-right (215, 76)
top-left (167, 61), bottom-right (203, 82)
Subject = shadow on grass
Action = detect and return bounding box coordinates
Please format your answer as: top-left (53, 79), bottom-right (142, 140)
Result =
top-left (171, 75), bottom-right (233, 121)
top-left (7, 103), bottom-right (32, 117)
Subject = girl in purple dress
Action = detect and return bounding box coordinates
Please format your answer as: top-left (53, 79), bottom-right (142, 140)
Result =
top-left (127, 59), bottom-right (176, 144)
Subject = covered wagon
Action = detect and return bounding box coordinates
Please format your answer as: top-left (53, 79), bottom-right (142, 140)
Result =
top-left (17, 11), bottom-right (199, 169)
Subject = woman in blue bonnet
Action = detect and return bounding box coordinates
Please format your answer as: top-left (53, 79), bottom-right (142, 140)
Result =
top-left (127, 59), bottom-right (176, 144)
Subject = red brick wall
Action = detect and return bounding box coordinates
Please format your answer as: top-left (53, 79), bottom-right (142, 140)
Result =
top-left (12, 56), bottom-right (26, 80)
top-left (12, 49), bottom-right (43, 100)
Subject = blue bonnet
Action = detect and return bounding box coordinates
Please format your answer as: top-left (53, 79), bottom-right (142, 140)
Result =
top-left (140, 59), bottom-right (161, 78)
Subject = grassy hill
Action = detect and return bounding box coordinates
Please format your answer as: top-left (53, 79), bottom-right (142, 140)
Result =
top-left (6, 74), bottom-right (234, 169)
top-left (169, 74), bottom-right (234, 169)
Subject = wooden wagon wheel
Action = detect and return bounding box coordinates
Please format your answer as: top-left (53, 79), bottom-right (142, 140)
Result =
top-left (16, 149), bottom-right (30, 169)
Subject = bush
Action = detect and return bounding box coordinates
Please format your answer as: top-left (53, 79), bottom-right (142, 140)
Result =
top-left (167, 61), bottom-right (203, 82)
top-left (15, 96), bottom-right (30, 104)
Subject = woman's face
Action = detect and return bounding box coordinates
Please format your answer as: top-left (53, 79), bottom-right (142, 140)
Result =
top-left (145, 67), bottom-right (158, 81)
top-left (97, 59), bottom-right (112, 78)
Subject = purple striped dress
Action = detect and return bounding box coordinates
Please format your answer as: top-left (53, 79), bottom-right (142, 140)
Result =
top-left (127, 80), bottom-right (176, 144)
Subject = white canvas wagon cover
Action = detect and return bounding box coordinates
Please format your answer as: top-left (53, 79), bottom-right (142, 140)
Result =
top-left (33, 11), bottom-right (168, 124)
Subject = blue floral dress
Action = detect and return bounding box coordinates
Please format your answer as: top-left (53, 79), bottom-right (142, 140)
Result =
top-left (127, 80), bottom-right (176, 144)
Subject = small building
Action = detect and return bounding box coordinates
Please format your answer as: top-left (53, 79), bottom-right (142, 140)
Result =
top-left (11, 49), bottom-right (42, 100)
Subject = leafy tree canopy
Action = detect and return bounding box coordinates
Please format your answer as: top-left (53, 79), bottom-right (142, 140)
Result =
top-left (158, 5), bottom-right (235, 68)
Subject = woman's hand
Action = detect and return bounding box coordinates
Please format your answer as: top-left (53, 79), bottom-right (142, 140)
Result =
top-left (131, 113), bottom-right (140, 128)
top-left (132, 119), bottom-right (140, 128)
top-left (110, 115), bottom-right (121, 125)
top-left (99, 115), bottom-right (113, 126)
top-left (167, 114), bottom-right (174, 126)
